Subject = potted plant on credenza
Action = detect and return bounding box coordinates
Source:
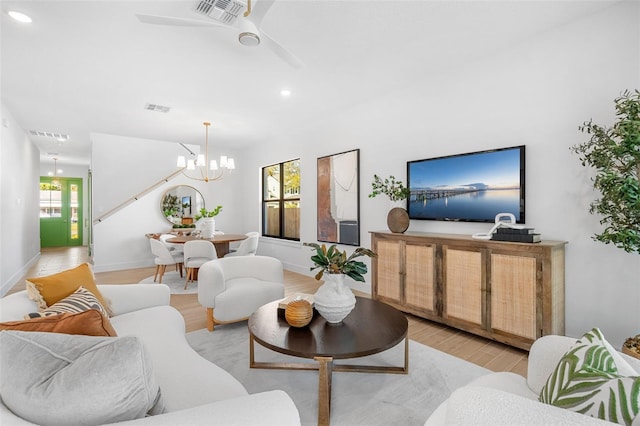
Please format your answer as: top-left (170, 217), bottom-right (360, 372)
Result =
top-left (572, 89), bottom-right (640, 254)
top-left (368, 174), bottom-right (411, 233)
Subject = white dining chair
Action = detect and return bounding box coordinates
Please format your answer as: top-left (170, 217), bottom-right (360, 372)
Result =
top-left (224, 232), bottom-right (259, 257)
top-left (158, 233), bottom-right (183, 254)
top-left (149, 238), bottom-right (183, 284)
top-left (183, 240), bottom-right (217, 289)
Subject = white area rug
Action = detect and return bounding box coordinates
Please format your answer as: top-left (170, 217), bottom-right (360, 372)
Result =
top-left (138, 271), bottom-right (197, 294)
top-left (187, 322), bottom-right (490, 426)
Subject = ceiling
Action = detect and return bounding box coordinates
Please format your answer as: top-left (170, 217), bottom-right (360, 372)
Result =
top-left (1, 0), bottom-right (616, 167)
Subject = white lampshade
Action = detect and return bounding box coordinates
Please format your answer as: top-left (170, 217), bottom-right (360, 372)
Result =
top-left (176, 122), bottom-right (237, 181)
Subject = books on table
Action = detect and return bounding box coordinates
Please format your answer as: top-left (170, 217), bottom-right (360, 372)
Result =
top-left (492, 227), bottom-right (541, 243)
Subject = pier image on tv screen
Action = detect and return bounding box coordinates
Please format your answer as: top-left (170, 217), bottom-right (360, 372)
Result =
top-left (407, 146), bottom-right (525, 223)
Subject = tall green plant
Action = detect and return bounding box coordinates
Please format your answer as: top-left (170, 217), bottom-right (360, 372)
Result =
top-left (571, 89), bottom-right (640, 254)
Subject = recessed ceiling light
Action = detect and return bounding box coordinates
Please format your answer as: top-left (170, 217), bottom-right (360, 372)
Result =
top-left (280, 89), bottom-right (292, 97)
top-left (8, 11), bottom-right (32, 23)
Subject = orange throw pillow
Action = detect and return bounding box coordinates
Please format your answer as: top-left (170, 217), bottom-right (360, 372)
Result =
top-left (0, 309), bottom-right (117, 337)
top-left (25, 263), bottom-right (113, 315)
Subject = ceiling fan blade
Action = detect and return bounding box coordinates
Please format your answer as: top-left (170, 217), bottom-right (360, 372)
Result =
top-left (248, 0), bottom-right (276, 27)
top-left (136, 13), bottom-right (226, 28)
top-left (260, 29), bottom-right (304, 69)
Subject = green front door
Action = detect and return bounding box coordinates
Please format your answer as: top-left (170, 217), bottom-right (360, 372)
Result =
top-left (40, 177), bottom-right (83, 247)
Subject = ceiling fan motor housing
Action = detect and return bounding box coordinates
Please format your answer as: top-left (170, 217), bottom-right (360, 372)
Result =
top-left (239, 31), bottom-right (260, 46)
top-left (238, 19), bottom-right (260, 46)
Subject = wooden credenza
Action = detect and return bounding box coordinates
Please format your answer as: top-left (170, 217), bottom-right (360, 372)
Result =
top-left (370, 231), bottom-right (566, 350)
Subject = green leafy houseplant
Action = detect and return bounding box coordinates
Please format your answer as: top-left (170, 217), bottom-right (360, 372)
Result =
top-left (194, 205), bottom-right (223, 221)
top-left (304, 242), bottom-right (377, 282)
top-left (368, 174), bottom-right (410, 202)
top-left (161, 193), bottom-right (180, 217)
top-left (571, 89), bottom-right (640, 254)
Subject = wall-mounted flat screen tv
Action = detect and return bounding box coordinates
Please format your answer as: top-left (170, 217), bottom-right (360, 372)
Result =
top-left (407, 145), bottom-right (525, 223)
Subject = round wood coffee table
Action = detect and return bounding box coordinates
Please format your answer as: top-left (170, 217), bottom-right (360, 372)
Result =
top-left (248, 296), bottom-right (408, 426)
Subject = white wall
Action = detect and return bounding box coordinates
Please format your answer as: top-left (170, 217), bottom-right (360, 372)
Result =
top-left (0, 103), bottom-right (41, 295)
top-left (244, 3), bottom-right (640, 347)
top-left (15, 2), bottom-right (635, 347)
top-left (90, 133), bottom-right (242, 272)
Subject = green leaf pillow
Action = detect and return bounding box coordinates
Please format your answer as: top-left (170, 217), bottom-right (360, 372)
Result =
top-left (539, 328), bottom-right (640, 425)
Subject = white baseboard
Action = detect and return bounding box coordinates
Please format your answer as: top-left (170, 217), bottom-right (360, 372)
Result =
top-left (350, 280), bottom-right (372, 295)
top-left (1, 252), bottom-right (41, 297)
top-left (282, 262), bottom-right (310, 276)
top-left (92, 259), bottom-right (154, 273)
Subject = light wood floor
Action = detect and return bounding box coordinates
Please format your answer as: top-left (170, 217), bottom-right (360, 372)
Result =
top-left (10, 246), bottom-right (528, 376)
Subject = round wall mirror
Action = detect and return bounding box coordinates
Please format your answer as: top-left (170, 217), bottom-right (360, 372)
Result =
top-left (161, 185), bottom-right (205, 225)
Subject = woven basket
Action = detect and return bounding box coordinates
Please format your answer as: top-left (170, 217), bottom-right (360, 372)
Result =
top-left (285, 300), bottom-right (313, 327)
top-left (622, 345), bottom-right (640, 360)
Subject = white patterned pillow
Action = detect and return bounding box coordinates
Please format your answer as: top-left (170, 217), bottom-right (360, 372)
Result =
top-left (539, 328), bottom-right (640, 425)
top-left (26, 286), bottom-right (108, 319)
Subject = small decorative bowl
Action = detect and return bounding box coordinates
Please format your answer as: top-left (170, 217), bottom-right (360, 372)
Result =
top-left (285, 300), bottom-right (313, 328)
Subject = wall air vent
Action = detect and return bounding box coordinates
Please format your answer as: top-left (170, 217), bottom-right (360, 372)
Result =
top-left (196, 0), bottom-right (247, 25)
top-left (29, 130), bottom-right (70, 141)
top-left (145, 103), bottom-right (171, 113)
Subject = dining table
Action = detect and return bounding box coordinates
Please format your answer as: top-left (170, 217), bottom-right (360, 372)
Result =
top-left (166, 234), bottom-right (248, 258)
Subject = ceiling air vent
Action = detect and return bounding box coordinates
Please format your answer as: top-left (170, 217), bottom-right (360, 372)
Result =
top-left (196, 0), bottom-right (247, 25)
top-left (29, 130), bottom-right (69, 141)
top-left (145, 103), bottom-right (171, 113)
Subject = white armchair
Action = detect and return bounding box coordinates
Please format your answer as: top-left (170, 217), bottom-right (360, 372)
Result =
top-left (197, 256), bottom-right (285, 331)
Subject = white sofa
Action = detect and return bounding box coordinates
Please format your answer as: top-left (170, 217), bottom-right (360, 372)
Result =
top-left (425, 334), bottom-right (640, 425)
top-left (0, 284), bottom-right (300, 425)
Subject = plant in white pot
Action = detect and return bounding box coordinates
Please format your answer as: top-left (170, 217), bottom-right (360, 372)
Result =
top-left (368, 174), bottom-right (411, 233)
top-left (305, 243), bottom-right (377, 324)
top-left (194, 206), bottom-right (223, 239)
